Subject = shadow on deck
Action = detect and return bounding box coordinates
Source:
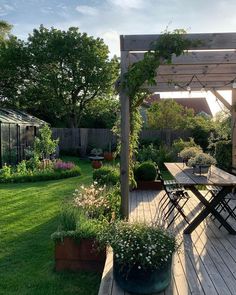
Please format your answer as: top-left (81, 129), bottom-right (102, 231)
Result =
top-left (98, 190), bottom-right (236, 295)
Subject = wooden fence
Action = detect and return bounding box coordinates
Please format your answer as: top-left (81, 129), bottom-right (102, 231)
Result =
top-left (52, 128), bottom-right (191, 155)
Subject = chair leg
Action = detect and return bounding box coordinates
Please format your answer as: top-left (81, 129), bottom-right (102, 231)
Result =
top-left (219, 203), bottom-right (236, 229)
top-left (164, 196), bottom-right (189, 227)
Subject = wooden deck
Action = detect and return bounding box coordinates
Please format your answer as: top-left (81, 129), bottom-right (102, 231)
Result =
top-left (98, 190), bottom-right (236, 295)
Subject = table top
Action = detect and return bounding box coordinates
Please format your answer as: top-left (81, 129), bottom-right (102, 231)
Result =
top-left (164, 162), bottom-right (236, 186)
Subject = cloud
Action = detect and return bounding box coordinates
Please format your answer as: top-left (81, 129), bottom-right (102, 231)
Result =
top-left (0, 3), bottom-right (15, 16)
top-left (101, 30), bottom-right (120, 56)
top-left (108, 0), bottom-right (144, 9)
top-left (75, 5), bottom-right (98, 16)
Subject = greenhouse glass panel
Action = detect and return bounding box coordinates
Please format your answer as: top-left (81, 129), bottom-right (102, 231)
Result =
top-left (1, 124), bottom-right (10, 165)
top-left (0, 108), bottom-right (46, 167)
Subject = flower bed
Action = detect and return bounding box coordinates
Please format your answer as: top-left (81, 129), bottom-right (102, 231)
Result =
top-left (51, 183), bottom-right (121, 273)
top-left (0, 160), bottom-right (81, 183)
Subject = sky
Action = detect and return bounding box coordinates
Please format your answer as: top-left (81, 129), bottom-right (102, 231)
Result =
top-left (0, 0), bottom-right (235, 115)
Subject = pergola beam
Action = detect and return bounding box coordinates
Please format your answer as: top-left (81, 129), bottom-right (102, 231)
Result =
top-left (128, 51), bottom-right (236, 66)
top-left (210, 89), bottom-right (232, 110)
top-left (145, 82), bottom-right (233, 92)
top-left (121, 33), bottom-right (236, 51)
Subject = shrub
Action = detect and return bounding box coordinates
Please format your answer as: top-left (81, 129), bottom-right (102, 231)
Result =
top-left (16, 160), bottom-right (28, 174)
top-left (93, 165), bottom-right (119, 185)
top-left (172, 138), bottom-right (200, 155)
top-left (155, 145), bottom-right (174, 168)
top-left (136, 144), bottom-right (159, 163)
top-left (134, 162), bottom-right (157, 181)
top-left (179, 146), bottom-right (202, 161)
top-left (0, 164), bottom-right (11, 178)
top-left (0, 166), bottom-right (81, 183)
top-left (215, 140), bottom-right (231, 170)
top-left (188, 152), bottom-right (216, 166)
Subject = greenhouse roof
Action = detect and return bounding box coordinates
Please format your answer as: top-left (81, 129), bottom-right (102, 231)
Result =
top-left (0, 108), bottom-right (46, 125)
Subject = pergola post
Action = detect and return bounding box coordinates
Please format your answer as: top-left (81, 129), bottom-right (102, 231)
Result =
top-left (120, 48), bottom-right (130, 219)
top-left (232, 89), bottom-right (236, 168)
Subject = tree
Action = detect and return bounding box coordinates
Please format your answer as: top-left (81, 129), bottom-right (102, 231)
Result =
top-left (80, 96), bottom-right (119, 128)
top-left (26, 26), bottom-right (119, 127)
top-left (0, 25), bottom-right (119, 127)
top-left (147, 99), bottom-right (194, 130)
top-left (34, 124), bottom-right (59, 159)
top-left (0, 20), bottom-right (12, 42)
top-left (190, 114), bottom-right (214, 150)
top-left (0, 37), bottom-right (29, 108)
top-left (214, 109), bottom-right (231, 140)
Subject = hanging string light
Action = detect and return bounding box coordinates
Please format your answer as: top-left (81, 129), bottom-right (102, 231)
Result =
top-left (171, 74), bottom-right (236, 92)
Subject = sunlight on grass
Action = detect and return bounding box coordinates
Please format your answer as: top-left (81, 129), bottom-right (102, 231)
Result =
top-left (0, 159), bottom-right (101, 295)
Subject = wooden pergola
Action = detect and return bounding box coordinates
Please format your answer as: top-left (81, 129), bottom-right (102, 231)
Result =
top-left (120, 32), bottom-right (236, 217)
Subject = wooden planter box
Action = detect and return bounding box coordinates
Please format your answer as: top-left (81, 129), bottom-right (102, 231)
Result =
top-left (136, 180), bottom-right (163, 190)
top-left (55, 237), bottom-right (106, 272)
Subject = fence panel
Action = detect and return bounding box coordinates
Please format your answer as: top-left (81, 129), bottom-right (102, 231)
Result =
top-left (52, 128), bottom-right (192, 153)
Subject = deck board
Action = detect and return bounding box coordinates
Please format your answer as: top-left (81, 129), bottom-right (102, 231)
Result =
top-left (98, 190), bottom-right (236, 295)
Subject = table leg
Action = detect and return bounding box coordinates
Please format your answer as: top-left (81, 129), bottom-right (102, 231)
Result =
top-left (184, 186), bottom-right (236, 235)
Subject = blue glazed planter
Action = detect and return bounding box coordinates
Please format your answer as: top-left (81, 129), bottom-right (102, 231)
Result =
top-left (113, 257), bottom-right (172, 294)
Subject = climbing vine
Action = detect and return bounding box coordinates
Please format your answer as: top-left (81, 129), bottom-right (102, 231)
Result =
top-left (120, 29), bottom-right (197, 187)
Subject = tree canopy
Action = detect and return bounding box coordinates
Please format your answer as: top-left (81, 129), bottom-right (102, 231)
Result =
top-left (147, 99), bottom-right (194, 130)
top-left (0, 25), bottom-right (119, 127)
top-left (80, 96), bottom-right (119, 129)
top-left (0, 20), bottom-right (12, 42)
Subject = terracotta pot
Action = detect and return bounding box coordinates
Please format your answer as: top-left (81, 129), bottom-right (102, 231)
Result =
top-left (104, 152), bottom-right (114, 161)
top-left (136, 180), bottom-right (163, 190)
top-left (92, 160), bottom-right (102, 169)
top-left (55, 237), bottom-right (106, 272)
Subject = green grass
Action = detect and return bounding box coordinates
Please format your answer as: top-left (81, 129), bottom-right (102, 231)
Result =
top-left (160, 169), bottom-right (174, 180)
top-left (0, 159), bottom-right (102, 295)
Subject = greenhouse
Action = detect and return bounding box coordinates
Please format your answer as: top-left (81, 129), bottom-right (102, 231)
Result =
top-left (0, 108), bottom-right (45, 167)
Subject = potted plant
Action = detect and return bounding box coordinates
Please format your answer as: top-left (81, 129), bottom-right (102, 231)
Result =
top-left (104, 142), bottom-right (115, 161)
top-left (134, 161), bottom-right (162, 190)
top-left (188, 152), bottom-right (216, 174)
top-left (179, 146), bottom-right (202, 165)
top-left (98, 221), bottom-right (176, 294)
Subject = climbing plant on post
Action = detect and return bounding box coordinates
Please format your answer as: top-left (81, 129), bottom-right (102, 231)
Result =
top-left (119, 30), bottom-right (196, 218)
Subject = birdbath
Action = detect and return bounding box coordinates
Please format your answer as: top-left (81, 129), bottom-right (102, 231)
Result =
top-left (89, 156), bottom-right (104, 169)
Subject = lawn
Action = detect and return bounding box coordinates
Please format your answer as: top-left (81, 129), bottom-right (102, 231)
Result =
top-left (0, 159), bottom-right (101, 295)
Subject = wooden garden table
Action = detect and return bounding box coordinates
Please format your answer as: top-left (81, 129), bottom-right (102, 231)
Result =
top-left (164, 163), bottom-right (236, 234)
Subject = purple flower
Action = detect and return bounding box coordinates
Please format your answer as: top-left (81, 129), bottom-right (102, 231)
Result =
top-left (54, 160), bottom-right (75, 170)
